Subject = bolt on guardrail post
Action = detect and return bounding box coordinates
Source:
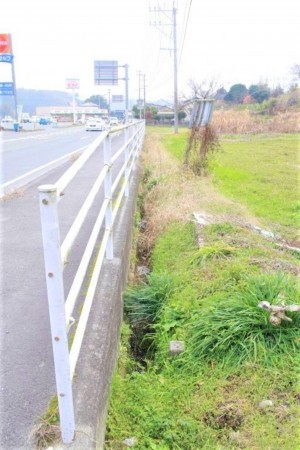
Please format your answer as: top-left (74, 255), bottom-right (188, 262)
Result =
top-left (38, 184), bottom-right (75, 444)
top-left (124, 127), bottom-right (129, 197)
top-left (104, 135), bottom-right (114, 259)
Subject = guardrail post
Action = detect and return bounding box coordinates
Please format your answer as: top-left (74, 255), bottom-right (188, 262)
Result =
top-left (124, 127), bottom-right (130, 197)
top-left (134, 123), bottom-right (140, 159)
top-left (38, 184), bottom-right (75, 444)
top-left (104, 135), bottom-right (114, 259)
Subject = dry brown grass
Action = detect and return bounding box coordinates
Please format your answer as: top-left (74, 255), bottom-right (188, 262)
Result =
top-left (212, 109), bottom-right (300, 134)
top-left (30, 420), bottom-right (60, 449)
top-left (140, 130), bottom-right (260, 252)
top-left (0, 188), bottom-right (25, 201)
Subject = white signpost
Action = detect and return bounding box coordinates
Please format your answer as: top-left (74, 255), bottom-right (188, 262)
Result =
top-left (66, 79), bottom-right (80, 123)
top-left (189, 98), bottom-right (215, 128)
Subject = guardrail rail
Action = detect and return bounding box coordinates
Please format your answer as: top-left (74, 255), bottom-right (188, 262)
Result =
top-left (38, 120), bottom-right (145, 443)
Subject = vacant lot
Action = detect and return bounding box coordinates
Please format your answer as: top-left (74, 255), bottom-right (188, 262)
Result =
top-left (163, 131), bottom-right (299, 240)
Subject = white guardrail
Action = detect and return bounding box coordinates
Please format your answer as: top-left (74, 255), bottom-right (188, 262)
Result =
top-left (38, 120), bottom-right (145, 443)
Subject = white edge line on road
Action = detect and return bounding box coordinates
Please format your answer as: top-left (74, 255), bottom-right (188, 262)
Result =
top-left (0, 145), bottom-right (88, 198)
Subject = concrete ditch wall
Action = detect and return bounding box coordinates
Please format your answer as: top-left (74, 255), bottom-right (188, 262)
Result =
top-left (53, 162), bottom-right (141, 450)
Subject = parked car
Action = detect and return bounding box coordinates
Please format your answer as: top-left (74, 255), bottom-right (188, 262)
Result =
top-left (1, 116), bottom-right (14, 129)
top-left (86, 118), bottom-right (106, 131)
top-left (39, 117), bottom-right (52, 125)
top-left (1, 116), bottom-right (22, 131)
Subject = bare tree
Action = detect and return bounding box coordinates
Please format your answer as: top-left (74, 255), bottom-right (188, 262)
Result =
top-left (291, 64), bottom-right (300, 80)
top-left (187, 79), bottom-right (222, 99)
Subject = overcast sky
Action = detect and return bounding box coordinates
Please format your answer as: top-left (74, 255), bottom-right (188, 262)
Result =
top-left (1, 0), bottom-right (299, 104)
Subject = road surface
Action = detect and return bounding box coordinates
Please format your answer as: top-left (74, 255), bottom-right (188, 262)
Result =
top-left (1, 125), bottom-right (105, 184)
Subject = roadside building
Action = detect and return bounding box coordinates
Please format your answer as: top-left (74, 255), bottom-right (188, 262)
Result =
top-left (36, 102), bottom-right (108, 123)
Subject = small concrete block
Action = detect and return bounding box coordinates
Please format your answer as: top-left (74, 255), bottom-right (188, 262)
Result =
top-left (123, 437), bottom-right (138, 447)
top-left (137, 265), bottom-right (150, 276)
top-left (193, 212), bottom-right (210, 225)
top-left (259, 399), bottom-right (273, 409)
top-left (169, 340), bottom-right (185, 356)
top-left (229, 431), bottom-right (241, 443)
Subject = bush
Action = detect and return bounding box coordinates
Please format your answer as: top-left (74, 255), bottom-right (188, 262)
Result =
top-left (188, 273), bottom-right (300, 366)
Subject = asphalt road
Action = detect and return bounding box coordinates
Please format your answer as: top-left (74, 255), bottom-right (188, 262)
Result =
top-left (0, 126), bottom-right (125, 449)
top-left (1, 125), bottom-right (105, 184)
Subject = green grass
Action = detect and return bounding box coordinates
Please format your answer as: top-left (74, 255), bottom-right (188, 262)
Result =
top-left (161, 129), bottom-right (300, 239)
top-left (189, 273), bottom-right (300, 367)
top-left (162, 130), bottom-right (189, 161)
top-left (106, 219), bottom-right (300, 449)
top-left (211, 134), bottom-right (300, 237)
top-left (124, 273), bottom-right (174, 328)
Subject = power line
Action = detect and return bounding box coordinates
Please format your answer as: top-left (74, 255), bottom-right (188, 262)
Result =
top-left (178, 0), bottom-right (193, 67)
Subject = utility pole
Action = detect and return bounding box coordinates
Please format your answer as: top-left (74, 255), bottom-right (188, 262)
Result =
top-left (107, 89), bottom-right (111, 116)
top-left (150, 2), bottom-right (179, 133)
top-left (72, 89), bottom-right (76, 123)
top-left (124, 64), bottom-right (129, 123)
top-left (143, 74), bottom-right (146, 120)
top-left (137, 70), bottom-right (142, 119)
top-left (172, 5), bottom-right (179, 133)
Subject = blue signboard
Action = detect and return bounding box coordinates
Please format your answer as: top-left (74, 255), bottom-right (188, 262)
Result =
top-left (0, 54), bottom-right (13, 63)
top-left (94, 60), bottom-right (118, 86)
top-left (0, 82), bottom-right (14, 96)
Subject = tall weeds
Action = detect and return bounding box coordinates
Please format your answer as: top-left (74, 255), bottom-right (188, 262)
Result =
top-left (212, 109), bottom-right (300, 134)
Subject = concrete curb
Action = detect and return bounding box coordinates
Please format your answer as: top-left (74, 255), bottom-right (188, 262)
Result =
top-left (51, 163), bottom-right (140, 450)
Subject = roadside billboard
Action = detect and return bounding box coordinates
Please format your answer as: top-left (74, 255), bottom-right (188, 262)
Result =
top-left (66, 78), bottom-right (80, 89)
top-left (94, 61), bottom-right (118, 86)
top-left (0, 82), bottom-right (14, 96)
top-left (0, 34), bottom-right (12, 54)
top-left (112, 95), bottom-right (124, 103)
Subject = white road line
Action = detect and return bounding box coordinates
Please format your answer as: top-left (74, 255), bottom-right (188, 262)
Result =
top-left (0, 145), bottom-right (88, 197)
top-left (1, 127), bottom-right (85, 143)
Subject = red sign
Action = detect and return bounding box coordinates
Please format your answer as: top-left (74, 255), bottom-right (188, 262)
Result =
top-left (66, 79), bottom-right (80, 89)
top-left (0, 34), bottom-right (12, 54)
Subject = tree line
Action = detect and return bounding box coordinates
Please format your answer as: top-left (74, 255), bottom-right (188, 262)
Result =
top-left (215, 83), bottom-right (284, 104)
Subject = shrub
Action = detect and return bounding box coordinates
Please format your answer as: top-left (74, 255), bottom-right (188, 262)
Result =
top-left (188, 273), bottom-right (300, 366)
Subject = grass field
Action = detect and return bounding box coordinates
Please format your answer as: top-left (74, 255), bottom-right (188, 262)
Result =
top-left (162, 129), bottom-right (299, 240)
top-left (105, 127), bottom-right (300, 450)
top-left (212, 134), bottom-right (299, 238)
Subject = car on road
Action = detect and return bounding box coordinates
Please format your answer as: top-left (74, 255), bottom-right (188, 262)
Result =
top-left (109, 117), bottom-right (119, 126)
top-left (86, 118), bottom-right (107, 131)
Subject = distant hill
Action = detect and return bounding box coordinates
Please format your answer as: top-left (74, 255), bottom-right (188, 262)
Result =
top-left (0, 88), bottom-right (72, 117)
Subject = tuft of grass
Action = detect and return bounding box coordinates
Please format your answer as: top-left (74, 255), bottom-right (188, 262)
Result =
top-left (124, 273), bottom-right (174, 328)
top-left (31, 396), bottom-right (60, 449)
top-left (190, 244), bottom-right (236, 267)
top-left (188, 273), bottom-right (300, 366)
